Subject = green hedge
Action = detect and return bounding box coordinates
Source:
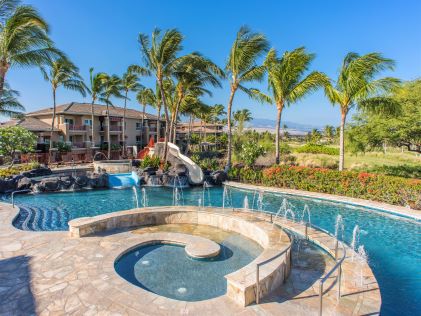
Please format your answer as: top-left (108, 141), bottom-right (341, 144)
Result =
top-left (295, 144), bottom-right (339, 155)
top-left (230, 165), bottom-right (421, 209)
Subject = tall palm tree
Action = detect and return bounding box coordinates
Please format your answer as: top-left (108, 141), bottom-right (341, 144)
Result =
top-left (233, 108), bottom-right (252, 134)
top-left (0, 83), bottom-right (24, 117)
top-left (87, 68), bottom-right (107, 147)
top-left (324, 52), bottom-right (400, 170)
top-left (210, 104), bottom-right (226, 142)
top-left (323, 125), bottom-right (335, 143)
top-left (121, 67), bottom-right (143, 155)
top-left (224, 26), bottom-right (269, 170)
top-left (262, 47), bottom-right (328, 164)
top-left (40, 58), bottom-right (87, 158)
top-left (138, 28), bottom-right (183, 161)
top-left (136, 87), bottom-right (155, 146)
top-left (101, 75), bottom-right (124, 159)
top-left (0, 0), bottom-right (62, 98)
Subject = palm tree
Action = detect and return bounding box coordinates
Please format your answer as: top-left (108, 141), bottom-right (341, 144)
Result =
top-left (323, 125), bottom-right (335, 143)
top-left (210, 104), bottom-right (225, 142)
top-left (224, 26), bottom-right (269, 170)
top-left (0, 83), bottom-right (24, 117)
top-left (40, 58), bottom-right (87, 158)
top-left (101, 75), bottom-right (124, 159)
top-left (136, 87), bottom-right (155, 147)
top-left (263, 47), bottom-right (328, 164)
top-left (121, 67), bottom-right (143, 155)
top-left (138, 28), bottom-right (183, 161)
top-left (0, 0), bottom-right (62, 98)
top-left (324, 52), bottom-right (400, 170)
top-left (169, 53), bottom-right (223, 143)
top-left (87, 68), bottom-right (107, 147)
top-left (233, 108), bottom-right (252, 134)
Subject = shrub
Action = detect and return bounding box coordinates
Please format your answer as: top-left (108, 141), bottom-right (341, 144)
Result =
top-left (238, 142), bottom-right (265, 166)
top-left (0, 162), bottom-right (41, 178)
top-left (56, 142), bottom-right (71, 153)
top-left (233, 165), bottom-right (421, 209)
top-left (368, 164), bottom-right (421, 179)
top-left (140, 155), bottom-right (161, 169)
top-left (295, 144), bottom-right (339, 155)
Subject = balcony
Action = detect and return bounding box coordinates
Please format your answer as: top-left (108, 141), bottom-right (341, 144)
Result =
top-left (109, 125), bottom-right (122, 132)
top-left (68, 124), bottom-right (87, 131)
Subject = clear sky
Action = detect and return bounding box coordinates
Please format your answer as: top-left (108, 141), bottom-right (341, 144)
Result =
top-left (6, 0), bottom-right (421, 126)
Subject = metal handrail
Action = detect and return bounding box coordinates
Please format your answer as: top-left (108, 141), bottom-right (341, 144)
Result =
top-left (319, 241), bottom-right (346, 316)
top-left (256, 234), bottom-right (294, 304)
top-left (11, 189), bottom-right (31, 208)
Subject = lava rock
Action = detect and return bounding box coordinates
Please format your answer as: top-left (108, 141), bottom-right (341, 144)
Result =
top-left (38, 177), bottom-right (61, 192)
top-left (0, 178), bottom-right (17, 193)
top-left (89, 173), bottom-right (108, 188)
top-left (21, 167), bottom-right (52, 178)
top-left (59, 176), bottom-right (74, 190)
top-left (73, 175), bottom-right (89, 189)
top-left (173, 164), bottom-right (188, 177)
top-left (211, 170), bottom-right (228, 185)
top-left (17, 177), bottom-right (33, 191)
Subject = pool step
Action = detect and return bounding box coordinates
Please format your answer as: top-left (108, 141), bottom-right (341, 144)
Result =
top-left (13, 205), bottom-right (70, 231)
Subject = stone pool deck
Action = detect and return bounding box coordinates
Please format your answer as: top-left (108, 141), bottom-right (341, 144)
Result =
top-left (0, 202), bottom-right (381, 315)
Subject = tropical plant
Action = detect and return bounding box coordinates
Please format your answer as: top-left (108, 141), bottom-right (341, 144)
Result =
top-left (40, 58), bottom-right (87, 157)
top-left (87, 68), bottom-right (107, 146)
top-left (262, 47), bottom-right (329, 164)
top-left (324, 52), bottom-right (400, 170)
top-left (0, 0), bottom-right (62, 98)
top-left (238, 141), bottom-right (265, 167)
top-left (323, 125), bottom-right (335, 143)
top-left (137, 28), bottom-right (183, 161)
top-left (101, 74), bottom-right (124, 158)
top-left (0, 83), bottom-right (24, 117)
top-left (0, 126), bottom-right (37, 164)
top-left (121, 67), bottom-right (143, 154)
top-left (233, 108), bottom-right (252, 133)
top-left (224, 26), bottom-right (269, 169)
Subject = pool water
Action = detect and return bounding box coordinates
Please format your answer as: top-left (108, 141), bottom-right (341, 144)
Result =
top-left (6, 186), bottom-right (421, 315)
top-left (114, 232), bottom-right (262, 301)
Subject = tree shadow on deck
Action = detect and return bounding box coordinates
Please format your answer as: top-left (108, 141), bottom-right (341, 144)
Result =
top-left (0, 255), bottom-right (36, 315)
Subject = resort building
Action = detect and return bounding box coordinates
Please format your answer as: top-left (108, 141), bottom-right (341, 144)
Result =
top-left (176, 121), bottom-right (224, 141)
top-left (2, 102), bottom-right (166, 149)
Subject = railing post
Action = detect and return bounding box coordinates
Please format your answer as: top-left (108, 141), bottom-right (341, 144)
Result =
top-left (305, 222), bottom-right (308, 239)
top-left (256, 264), bottom-right (260, 304)
top-left (319, 281), bottom-right (323, 316)
top-left (334, 239), bottom-right (339, 260)
top-left (337, 264), bottom-right (342, 300)
top-left (270, 213), bottom-right (273, 223)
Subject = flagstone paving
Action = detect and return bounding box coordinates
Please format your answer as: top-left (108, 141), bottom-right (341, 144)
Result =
top-left (0, 202), bottom-right (380, 315)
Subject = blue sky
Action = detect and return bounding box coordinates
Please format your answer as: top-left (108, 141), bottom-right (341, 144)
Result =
top-left (6, 0), bottom-right (421, 126)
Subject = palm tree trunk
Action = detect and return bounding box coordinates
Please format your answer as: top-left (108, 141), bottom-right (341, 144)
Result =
top-left (107, 104), bottom-right (111, 159)
top-left (225, 86), bottom-right (236, 170)
top-left (122, 91), bottom-right (128, 156)
top-left (275, 103), bottom-right (284, 164)
top-left (339, 109), bottom-right (347, 171)
top-left (141, 104), bottom-right (146, 147)
top-left (91, 99), bottom-right (95, 147)
top-left (0, 62), bottom-right (9, 99)
top-left (49, 88), bottom-right (56, 163)
top-left (157, 106), bottom-right (161, 141)
top-left (158, 79), bottom-right (170, 162)
top-left (185, 114), bottom-right (193, 154)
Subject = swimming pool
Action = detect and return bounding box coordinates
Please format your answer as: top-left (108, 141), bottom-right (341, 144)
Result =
top-left (6, 186), bottom-right (421, 315)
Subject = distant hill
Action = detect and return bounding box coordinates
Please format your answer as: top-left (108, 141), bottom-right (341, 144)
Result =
top-left (245, 118), bottom-right (322, 135)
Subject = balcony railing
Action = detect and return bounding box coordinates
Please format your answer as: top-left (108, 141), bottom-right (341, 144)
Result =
top-left (68, 124), bottom-right (87, 131)
top-left (109, 125), bottom-right (122, 131)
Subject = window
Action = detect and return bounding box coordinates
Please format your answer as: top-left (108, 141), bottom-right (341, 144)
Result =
top-left (136, 136), bottom-right (141, 143)
top-left (84, 119), bottom-right (92, 126)
top-left (136, 122), bottom-right (142, 130)
top-left (64, 118), bottom-right (74, 125)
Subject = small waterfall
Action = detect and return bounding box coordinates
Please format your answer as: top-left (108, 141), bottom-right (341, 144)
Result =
top-left (284, 208), bottom-right (296, 222)
top-left (132, 186), bottom-right (139, 208)
top-left (202, 181), bottom-right (211, 207)
top-left (351, 225), bottom-right (360, 261)
top-left (243, 196), bottom-right (249, 210)
top-left (335, 214), bottom-right (344, 241)
top-left (173, 187), bottom-right (183, 206)
top-left (222, 185), bottom-right (232, 209)
top-left (300, 204), bottom-right (311, 225)
top-left (256, 191), bottom-right (264, 212)
top-left (357, 245), bottom-right (368, 286)
top-left (198, 198), bottom-right (202, 209)
top-left (272, 198), bottom-right (288, 226)
top-left (141, 187), bottom-right (148, 208)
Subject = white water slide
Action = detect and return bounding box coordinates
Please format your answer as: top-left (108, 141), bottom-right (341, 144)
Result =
top-left (166, 142), bottom-right (204, 185)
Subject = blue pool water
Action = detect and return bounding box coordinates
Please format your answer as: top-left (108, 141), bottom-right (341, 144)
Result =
top-left (6, 186), bottom-right (421, 315)
top-left (115, 233), bottom-right (262, 301)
